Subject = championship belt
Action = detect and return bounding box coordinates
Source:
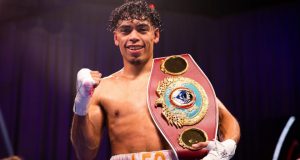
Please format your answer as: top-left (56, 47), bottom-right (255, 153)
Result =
top-left (147, 54), bottom-right (218, 160)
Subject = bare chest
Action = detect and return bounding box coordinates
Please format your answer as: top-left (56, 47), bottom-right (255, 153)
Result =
top-left (98, 77), bottom-right (168, 153)
top-left (100, 79), bottom-right (149, 118)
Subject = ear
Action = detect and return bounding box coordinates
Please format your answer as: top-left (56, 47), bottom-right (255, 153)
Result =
top-left (114, 32), bottom-right (119, 46)
top-left (154, 29), bottom-right (160, 44)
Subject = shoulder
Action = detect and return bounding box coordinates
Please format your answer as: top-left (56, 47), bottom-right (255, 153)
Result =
top-left (92, 71), bottom-right (123, 108)
top-left (100, 70), bottom-right (122, 86)
top-left (93, 70), bottom-right (122, 94)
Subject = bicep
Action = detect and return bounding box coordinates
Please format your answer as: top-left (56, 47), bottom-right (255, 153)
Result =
top-left (217, 98), bottom-right (231, 120)
top-left (216, 97), bottom-right (241, 142)
top-left (87, 90), bottom-right (104, 137)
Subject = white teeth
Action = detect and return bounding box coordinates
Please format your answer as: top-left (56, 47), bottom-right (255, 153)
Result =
top-left (128, 46), bottom-right (143, 50)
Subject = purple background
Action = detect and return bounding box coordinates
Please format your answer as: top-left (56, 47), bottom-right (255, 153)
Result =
top-left (0, 1), bottom-right (300, 159)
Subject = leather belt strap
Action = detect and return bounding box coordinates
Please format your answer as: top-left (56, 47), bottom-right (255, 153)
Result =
top-left (147, 54), bottom-right (218, 160)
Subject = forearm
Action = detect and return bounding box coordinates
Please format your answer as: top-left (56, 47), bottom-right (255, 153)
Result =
top-left (71, 115), bottom-right (100, 160)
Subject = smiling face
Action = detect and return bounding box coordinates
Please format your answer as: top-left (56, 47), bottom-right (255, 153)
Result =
top-left (114, 19), bottom-right (160, 65)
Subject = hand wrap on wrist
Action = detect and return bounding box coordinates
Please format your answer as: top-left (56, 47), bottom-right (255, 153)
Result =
top-left (73, 68), bottom-right (95, 116)
top-left (203, 139), bottom-right (237, 160)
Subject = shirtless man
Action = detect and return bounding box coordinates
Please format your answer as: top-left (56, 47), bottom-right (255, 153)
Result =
top-left (71, 1), bottom-right (240, 160)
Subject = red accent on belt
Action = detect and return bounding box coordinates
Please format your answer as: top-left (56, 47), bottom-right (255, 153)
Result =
top-left (147, 54), bottom-right (218, 159)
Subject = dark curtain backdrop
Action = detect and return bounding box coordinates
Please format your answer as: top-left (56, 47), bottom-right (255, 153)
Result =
top-left (0, 1), bottom-right (299, 160)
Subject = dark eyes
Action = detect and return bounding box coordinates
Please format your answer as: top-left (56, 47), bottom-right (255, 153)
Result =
top-left (120, 27), bottom-right (132, 34)
top-left (137, 27), bottom-right (148, 33)
top-left (118, 25), bottom-right (149, 35)
top-left (137, 25), bottom-right (150, 33)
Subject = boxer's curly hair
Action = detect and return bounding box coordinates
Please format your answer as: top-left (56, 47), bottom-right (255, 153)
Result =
top-left (108, 0), bottom-right (162, 32)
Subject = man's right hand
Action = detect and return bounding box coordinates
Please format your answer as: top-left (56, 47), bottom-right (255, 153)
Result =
top-left (73, 68), bottom-right (102, 116)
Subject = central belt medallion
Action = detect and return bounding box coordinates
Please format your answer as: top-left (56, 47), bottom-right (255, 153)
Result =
top-left (171, 87), bottom-right (195, 108)
top-left (155, 76), bottom-right (208, 128)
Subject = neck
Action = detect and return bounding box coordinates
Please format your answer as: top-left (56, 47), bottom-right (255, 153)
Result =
top-left (122, 58), bottom-right (153, 78)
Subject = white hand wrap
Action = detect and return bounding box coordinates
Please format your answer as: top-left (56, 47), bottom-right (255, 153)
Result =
top-left (73, 68), bottom-right (95, 116)
top-left (202, 139), bottom-right (237, 160)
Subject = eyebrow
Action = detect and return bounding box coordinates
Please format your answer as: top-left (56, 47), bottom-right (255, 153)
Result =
top-left (117, 23), bottom-right (151, 32)
top-left (136, 23), bottom-right (150, 28)
top-left (118, 25), bottom-right (131, 29)
top-left (118, 22), bottom-right (151, 28)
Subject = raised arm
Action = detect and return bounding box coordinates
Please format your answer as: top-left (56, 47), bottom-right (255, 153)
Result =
top-left (70, 69), bottom-right (104, 160)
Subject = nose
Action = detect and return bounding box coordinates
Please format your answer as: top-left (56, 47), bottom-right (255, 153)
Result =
top-left (128, 30), bottom-right (140, 43)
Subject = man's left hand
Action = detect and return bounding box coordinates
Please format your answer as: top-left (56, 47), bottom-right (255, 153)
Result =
top-left (192, 139), bottom-right (237, 160)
